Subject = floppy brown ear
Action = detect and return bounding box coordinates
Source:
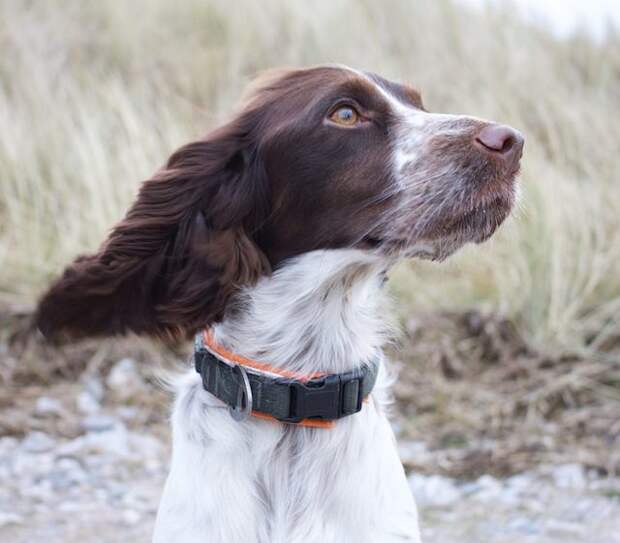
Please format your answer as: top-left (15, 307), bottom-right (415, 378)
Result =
top-left (35, 125), bottom-right (271, 342)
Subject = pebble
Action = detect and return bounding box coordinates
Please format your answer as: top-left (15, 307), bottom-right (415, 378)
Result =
top-left (35, 396), bottom-right (63, 416)
top-left (551, 463), bottom-right (587, 489)
top-left (0, 436), bottom-right (18, 455)
top-left (398, 439), bottom-right (436, 469)
top-left (546, 518), bottom-right (587, 536)
top-left (57, 501), bottom-right (87, 513)
top-left (81, 414), bottom-right (117, 432)
top-left (116, 406), bottom-right (139, 420)
top-left (106, 358), bottom-right (146, 401)
top-left (0, 512), bottom-right (23, 527)
top-left (52, 457), bottom-right (87, 486)
top-left (507, 516), bottom-right (541, 535)
top-left (408, 473), bottom-right (461, 507)
top-left (470, 474), bottom-right (505, 502)
top-left (20, 432), bottom-right (56, 453)
top-left (83, 378), bottom-right (105, 402)
top-left (76, 391), bottom-right (102, 415)
top-left (122, 509), bottom-right (142, 526)
top-left (129, 433), bottom-right (164, 460)
top-left (76, 377), bottom-right (105, 414)
top-left (63, 424), bottom-right (131, 458)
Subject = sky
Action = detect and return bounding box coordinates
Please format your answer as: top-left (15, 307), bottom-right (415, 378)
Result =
top-left (457, 0), bottom-right (620, 39)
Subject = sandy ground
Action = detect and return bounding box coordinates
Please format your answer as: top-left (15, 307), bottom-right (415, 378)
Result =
top-left (1, 359), bottom-right (619, 543)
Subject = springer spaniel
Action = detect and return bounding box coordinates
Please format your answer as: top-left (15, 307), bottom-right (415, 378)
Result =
top-left (36, 65), bottom-right (523, 543)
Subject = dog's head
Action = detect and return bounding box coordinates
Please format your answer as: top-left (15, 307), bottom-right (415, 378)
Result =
top-left (36, 65), bottom-right (523, 341)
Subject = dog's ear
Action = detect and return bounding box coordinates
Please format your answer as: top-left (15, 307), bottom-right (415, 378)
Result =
top-left (35, 122), bottom-right (271, 342)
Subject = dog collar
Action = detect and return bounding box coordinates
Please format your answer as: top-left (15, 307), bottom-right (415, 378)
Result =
top-left (194, 330), bottom-right (379, 429)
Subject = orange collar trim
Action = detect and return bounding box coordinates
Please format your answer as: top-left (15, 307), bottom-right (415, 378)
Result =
top-left (202, 329), bottom-right (335, 429)
top-left (202, 329), bottom-right (325, 382)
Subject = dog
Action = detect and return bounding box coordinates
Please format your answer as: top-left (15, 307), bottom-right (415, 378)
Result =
top-left (36, 65), bottom-right (523, 542)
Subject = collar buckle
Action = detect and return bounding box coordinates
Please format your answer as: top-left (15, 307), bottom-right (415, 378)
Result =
top-left (281, 374), bottom-right (342, 423)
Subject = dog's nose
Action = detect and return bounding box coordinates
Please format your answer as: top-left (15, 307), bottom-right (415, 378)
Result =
top-left (475, 124), bottom-right (524, 165)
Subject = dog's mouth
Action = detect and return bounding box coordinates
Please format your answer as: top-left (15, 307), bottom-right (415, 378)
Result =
top-left (359, 235), bottom-right (437, 260)
top-left (361, 191), bottom-right (515, 259)
top-left (444, 194), bottom-right (514, 242)
top-left (360, 236), bottom-right (385, 249)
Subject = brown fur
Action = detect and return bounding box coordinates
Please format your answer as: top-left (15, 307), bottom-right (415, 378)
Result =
top-left (35, 65), bottom-right (522, 342)
top-left (36, 121), bottom-right (272, 340)
top-left (36, 67), bottom-right (397, 340)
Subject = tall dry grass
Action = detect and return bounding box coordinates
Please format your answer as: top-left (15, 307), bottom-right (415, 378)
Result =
top-left (1, 0), bottom-right (619, 360)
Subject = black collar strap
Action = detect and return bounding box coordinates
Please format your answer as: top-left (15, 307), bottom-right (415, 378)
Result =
top-left (194, 332), bottom-right (379, 427)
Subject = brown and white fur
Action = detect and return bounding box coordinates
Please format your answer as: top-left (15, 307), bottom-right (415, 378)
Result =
top-left (35, 65), bottom-right (524, 542)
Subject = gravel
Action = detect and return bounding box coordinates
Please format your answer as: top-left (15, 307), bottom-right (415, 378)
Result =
top-left (1, 359), bottom-right (619, 543)
top-left (411, 466), bottom-right (620, 543)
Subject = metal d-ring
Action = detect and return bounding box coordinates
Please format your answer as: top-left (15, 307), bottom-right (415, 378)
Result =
top-left (229, 364), bottom-right (253, 421)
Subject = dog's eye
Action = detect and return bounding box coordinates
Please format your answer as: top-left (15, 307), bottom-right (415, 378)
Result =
top-left (329, 106), bottom-right (360, 126)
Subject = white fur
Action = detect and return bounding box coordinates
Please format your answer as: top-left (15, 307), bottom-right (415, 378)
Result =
top-left (150, 70), bottom-right (515, 543)
top-left (354, 69), bottom-right (486, 182)
top-left (153, 250), bottom-right (421, 543)
top-left (152, 73), bottom-right (483, 543)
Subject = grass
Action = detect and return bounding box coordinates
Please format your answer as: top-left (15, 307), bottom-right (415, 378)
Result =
top-left (0, 0), bottom-right (619, 473)
top-left (1, 0), bottom-right (619, 352)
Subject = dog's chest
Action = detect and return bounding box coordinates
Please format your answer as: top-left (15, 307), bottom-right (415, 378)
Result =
top-left (153, 250), bottom-right (421, 542)
top-left (152, 375), bottom-right (421, 543)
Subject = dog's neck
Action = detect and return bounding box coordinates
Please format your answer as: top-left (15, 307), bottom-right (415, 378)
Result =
top-left (212, 249), bottom-right (393, 376)
top-left (155, 250), bottom-right (422, 542)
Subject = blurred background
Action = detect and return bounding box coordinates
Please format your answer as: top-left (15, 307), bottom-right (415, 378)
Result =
top-left (0, 0), bottom-right (619, 541)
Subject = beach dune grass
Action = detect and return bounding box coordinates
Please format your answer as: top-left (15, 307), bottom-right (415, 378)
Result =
top-left (1, 0), bottom-right (619, 361)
